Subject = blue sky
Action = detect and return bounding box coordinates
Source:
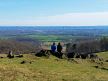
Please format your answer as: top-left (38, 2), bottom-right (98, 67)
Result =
top-left (0, 0), bottom-right (108, 26)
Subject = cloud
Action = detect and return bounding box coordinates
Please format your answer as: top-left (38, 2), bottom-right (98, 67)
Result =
top-left (35, 12), bottom-right (108, 26)
top-left (0, 12), bottom-right (108, 26)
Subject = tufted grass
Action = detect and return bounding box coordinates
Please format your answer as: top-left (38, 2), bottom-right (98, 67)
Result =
top-left (0, 52), bottom-right (107, 81)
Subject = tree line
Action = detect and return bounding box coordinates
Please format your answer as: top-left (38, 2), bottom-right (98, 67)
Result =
top-left (66, 37), bottom-right (108, 54)
top-left (0, 38), bottom-right (41, 54)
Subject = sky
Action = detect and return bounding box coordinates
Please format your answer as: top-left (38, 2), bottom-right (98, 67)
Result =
top-left (0, 0), bottom-right (108, 26)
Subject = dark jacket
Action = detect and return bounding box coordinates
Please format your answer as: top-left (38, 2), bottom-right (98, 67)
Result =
top-left (57, 45), bottom-right (62, 52)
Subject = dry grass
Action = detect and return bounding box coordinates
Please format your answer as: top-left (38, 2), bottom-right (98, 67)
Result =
top-left (0, 53), bottom-right (107, 81)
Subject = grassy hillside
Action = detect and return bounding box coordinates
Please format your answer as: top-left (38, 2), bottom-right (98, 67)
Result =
top-left (0, 52), bottom-right (108, 81)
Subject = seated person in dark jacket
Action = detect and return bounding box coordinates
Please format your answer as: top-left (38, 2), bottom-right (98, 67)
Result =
top-left (57, 42), bottom-right (63, 58)
top-left (57, 42), bottom-right (63, 53)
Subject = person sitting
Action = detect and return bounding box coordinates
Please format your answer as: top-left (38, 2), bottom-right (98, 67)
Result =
top-left (7, 50), bottom-right (14, 58)
top-left (57, 42), bottom-right (63, 59)
top-left (51, 42), bottom-right (56, 54)
top-left (57, 42), bottom-right (63, 53)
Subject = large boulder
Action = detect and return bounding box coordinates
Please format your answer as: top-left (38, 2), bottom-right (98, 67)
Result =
top-left (67, 52), bottom-right (75, 58)
top-left (35, 49), bottom-right (50, 57)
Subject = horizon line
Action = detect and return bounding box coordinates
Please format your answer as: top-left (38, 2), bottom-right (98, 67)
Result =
top-left (0, 25), bottom-right (108, 27)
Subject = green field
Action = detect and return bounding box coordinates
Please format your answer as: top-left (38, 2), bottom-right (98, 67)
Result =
top-left (20, 34), bottom-right (86, 42)
top-left (0, 52), bottom-right (108, 81)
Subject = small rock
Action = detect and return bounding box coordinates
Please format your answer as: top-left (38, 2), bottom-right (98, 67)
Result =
top-left (0, 57), bottom-right (3, 58)
top-left (94, 66), bottom-right (99, 68)
top-left (20, 61), bottom-right (26, 64)
top-left (105, 60), bottom-right (108, 62)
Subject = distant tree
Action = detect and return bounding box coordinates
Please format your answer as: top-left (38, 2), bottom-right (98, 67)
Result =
top-left (0, 39), bottom-right (41, 54)
top-left (100, 37), bottom-right (108, 51)
top-left (66, 39), bottom-right (101, 55)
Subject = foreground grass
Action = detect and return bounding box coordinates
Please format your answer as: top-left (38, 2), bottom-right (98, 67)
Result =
top-left (0, 53), bottom-right (108, 81)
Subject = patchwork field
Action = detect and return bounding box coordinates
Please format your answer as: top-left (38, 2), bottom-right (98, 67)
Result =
top-left (0, 52), bottom-right (108, 81)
